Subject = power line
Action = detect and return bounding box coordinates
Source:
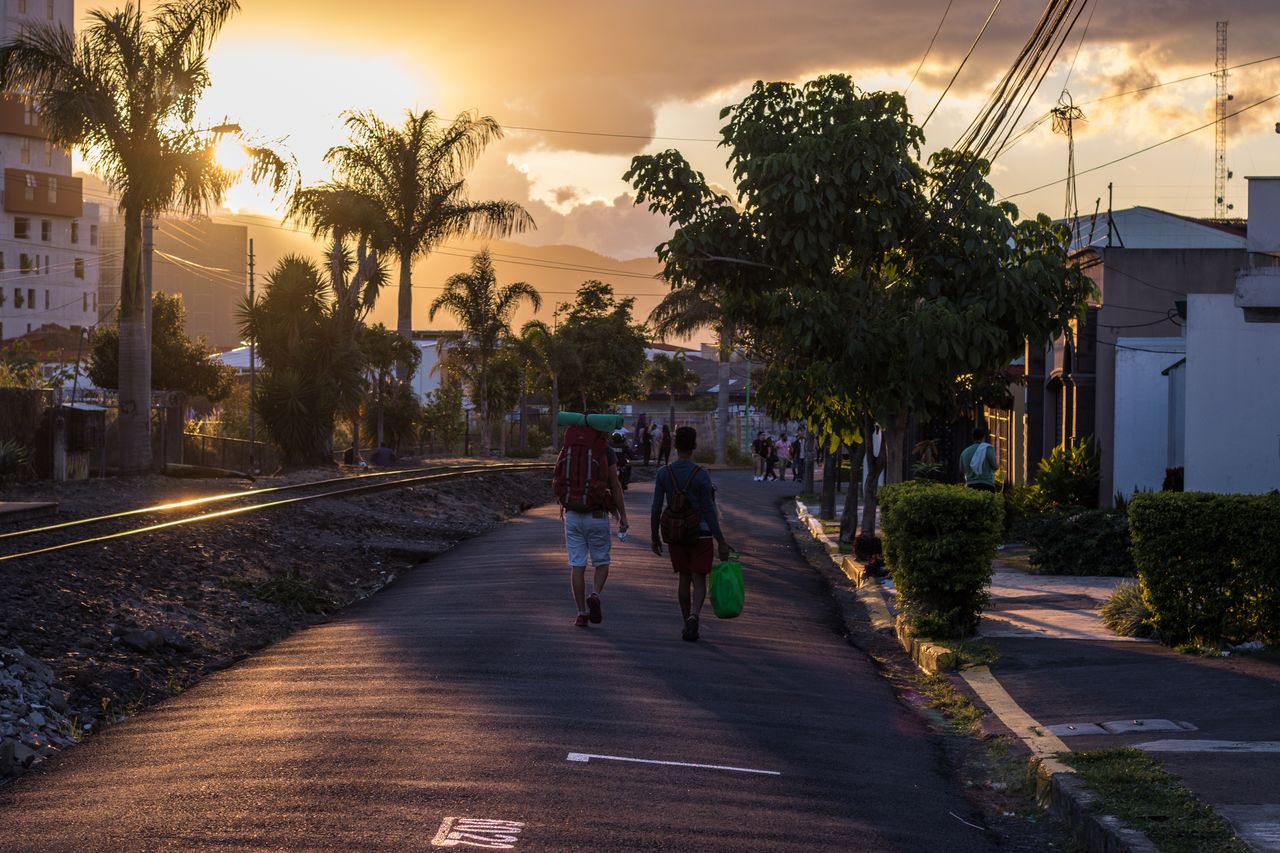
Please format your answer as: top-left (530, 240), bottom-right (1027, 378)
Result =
top-left (1003, 88), bottom-right (1280, 199)
top-left (921, 0), bottom-right (1005, 130)
top-left (906, 0), bottom-right (956, 95)
top-left (1059, 0), bottom-right (1095, 93)
top-left (503, 125), bottom-right (718, 144)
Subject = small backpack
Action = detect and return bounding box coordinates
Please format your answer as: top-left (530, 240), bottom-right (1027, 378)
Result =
top-left (660, 465), bottom-right (704, 545)
top-left (553, 425), bottom-right (614, 513)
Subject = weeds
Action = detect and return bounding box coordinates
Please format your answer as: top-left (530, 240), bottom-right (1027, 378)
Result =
top-left (223, 572), bottom-right (335, 614)
top-left (1101, 582), bottom-right (1153, 638)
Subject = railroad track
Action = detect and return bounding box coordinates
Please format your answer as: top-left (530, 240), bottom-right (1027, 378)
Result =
top-left (0, 461), bottom-right (552, 564)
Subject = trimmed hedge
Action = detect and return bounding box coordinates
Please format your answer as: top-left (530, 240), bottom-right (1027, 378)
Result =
top-left (1022, 509), bottom-right (1135, 576)
top-left (880, 481), bottom-right (1004, 639)
top-left (1129, 492), bottom-right (1280, 646)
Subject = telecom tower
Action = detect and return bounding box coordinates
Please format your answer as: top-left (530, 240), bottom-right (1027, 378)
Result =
top-left (1214, 20), bottom-right (1230, 218)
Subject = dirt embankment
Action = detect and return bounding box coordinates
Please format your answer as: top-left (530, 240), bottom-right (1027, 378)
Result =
top-left (0, 463), bottom-right (553, 779)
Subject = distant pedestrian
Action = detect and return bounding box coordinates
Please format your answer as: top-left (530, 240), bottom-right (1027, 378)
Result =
top-left (657, 424), bottom-right (672, 466)
top-left (639, 423), bottom-right (653, 466)
top-left (651, 427), bottom-right (732, 642)
top-left (763, 433), bottom-right (779, 481)
top-left (789, 433), bottom-right (803, 482)
top-left (960, 426), bottom-right (999, 492)
top-left (751, 431), bottom-right (768, 481)
top-left (553, 420), bottom-right (630, 628)
top-left (611, 432), bottom-right (633, 490)
top-left (774, 432), bottom-right (791, 480)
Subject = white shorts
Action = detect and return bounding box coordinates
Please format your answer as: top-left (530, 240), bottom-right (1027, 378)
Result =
top-left (564, 511), bottom-right (612, 567)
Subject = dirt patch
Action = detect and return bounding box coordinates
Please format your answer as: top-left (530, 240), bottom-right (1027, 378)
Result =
top-left (0, 462), bottom-right (552, 778)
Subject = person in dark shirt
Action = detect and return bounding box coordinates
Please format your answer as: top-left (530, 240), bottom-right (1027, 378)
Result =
top-left (651, 426), bottom-right (732, 642)
top-left (611, 432), bottom-right (633, 489)
top-left (369, 444), bottom-right (396, 466)
top-left (657, 424), bottom-right (672, 466)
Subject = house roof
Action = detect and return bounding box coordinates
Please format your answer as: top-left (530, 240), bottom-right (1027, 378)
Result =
top-left (1063, 206), bottom-right (1248, 252)
top-left (646, 354), bottom-right (754, 398)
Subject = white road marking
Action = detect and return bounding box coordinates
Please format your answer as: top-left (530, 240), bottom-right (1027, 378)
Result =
top-left (960, 666), bottom-right (1073, 773)
top-left (566, 752), bottom-right (781, 776)
top-left (1136, 740), bottom-right (1280, 753)
top-left (432, 817), bottom-right (526, 849)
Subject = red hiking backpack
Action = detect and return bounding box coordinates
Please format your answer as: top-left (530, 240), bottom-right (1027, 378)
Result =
top-left (553, 426), bottom-right (615, 513)
top-left (659, 465), bottom-right (704, 545)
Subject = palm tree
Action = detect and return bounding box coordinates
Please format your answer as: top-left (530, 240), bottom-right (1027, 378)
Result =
top-left (360, 323), bottom-right (420, 447)
top-left (516, 318), bottom-right (577, 450)
top-left (649, 286), bottom-right (735, 464)
top-left (324, 109), bottom-right (535, 355)
top-left (428, 250), bottom-right (541, 456)
top-left (0, 0), bottom-right (288, 473)
top-left (644, 352), bottom-right (701, 430)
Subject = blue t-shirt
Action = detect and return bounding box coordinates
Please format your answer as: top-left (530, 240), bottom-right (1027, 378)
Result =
top-left (651, 460), bottom-right (723, 543)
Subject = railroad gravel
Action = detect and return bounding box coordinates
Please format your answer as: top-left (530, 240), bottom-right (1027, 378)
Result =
top-left (0, 461), bottom-right (553, 780)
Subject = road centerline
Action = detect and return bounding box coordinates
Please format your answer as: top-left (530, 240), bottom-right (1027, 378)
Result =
top-left (566, 752), bottom-right (782, 776)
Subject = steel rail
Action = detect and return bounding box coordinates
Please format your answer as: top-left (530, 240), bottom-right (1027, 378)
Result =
top-left (0, 462), bottom-right (552, 564)
top-left (0, 462), bottom-right (531, 543)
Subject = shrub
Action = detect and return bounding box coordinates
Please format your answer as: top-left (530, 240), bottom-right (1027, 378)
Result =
top-left (0, 439), bottom-right (30, 487)
top-left (1101, 582), bottom-right (1153, 638)
top-left (1022, 509), bottom-right (1135, 576)
top-left (526, 424), bottom-right (550, 451)
top-left (1002, 484), bottom-right (1049, 539)
top-left (1129, 492), bottom-right (1280, 646)
top-left (726, 442), bottom-right (752, 467)
top-left (693, 447), bottom-right (716, 464)
top-left (1161, 467), bottom-right (1184, 492)
top-left (1036, 439), bottom-right (1100, 509)
top-left (880, 481), bottom-right (1003, 639)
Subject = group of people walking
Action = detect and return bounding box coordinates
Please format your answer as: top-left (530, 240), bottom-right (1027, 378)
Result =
top-left (751, 430), bottom-right (806, 482)
top-left (633, 422), bottom-right (672, 466)
top-left (553, 423), bottom-right (731, 643)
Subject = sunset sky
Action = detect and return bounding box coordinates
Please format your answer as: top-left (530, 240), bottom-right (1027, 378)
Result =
top-left (72, 1), bottom-right (1280, 333)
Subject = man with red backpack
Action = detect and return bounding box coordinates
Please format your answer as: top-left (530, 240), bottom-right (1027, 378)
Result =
top-left (553, 419), bottom-right (630, 628)
top-left (650, 427), bottom-right (732, 642)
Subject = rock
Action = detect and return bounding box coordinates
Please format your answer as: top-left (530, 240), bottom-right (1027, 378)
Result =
top-left (47, 689), bottom-right (69, 714)
top-left (27, 711), bottom-right (46, 728)
top-left (0, 738), bottom-right (15, 776)
top-left (157, 628), bottom-right (193, 654)
top-left (13, 741), bottom-right (37, 769)
top-left (120, 630), bottom-right (160, 654)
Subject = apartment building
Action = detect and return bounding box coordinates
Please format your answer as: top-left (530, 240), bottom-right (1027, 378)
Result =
top-left (0, 0), bottom-right (101, 342)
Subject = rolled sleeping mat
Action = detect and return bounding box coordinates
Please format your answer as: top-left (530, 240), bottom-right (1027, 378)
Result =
top-left (555, 411), bottom-right (624, 431)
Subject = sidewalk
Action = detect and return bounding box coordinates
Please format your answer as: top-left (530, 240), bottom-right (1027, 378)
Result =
top-left (975, 551), bottom-right (1280, 851)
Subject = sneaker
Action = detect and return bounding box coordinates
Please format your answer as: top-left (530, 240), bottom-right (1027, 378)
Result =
top-left (586, 593), bottom-right (602, 624)
top-left (682, 616), bottom-right (699, 642)
top-left (574, 613), bottom-right (589, 628)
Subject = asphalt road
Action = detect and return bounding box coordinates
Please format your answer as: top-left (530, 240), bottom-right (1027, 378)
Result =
top-left (1, 470), bottom-right (992, 852)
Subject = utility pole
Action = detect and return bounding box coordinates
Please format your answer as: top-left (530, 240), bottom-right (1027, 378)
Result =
top-left (142, 213), bottom-right (154, 430)
top-left (248, 238), bottom-right (257, 474)
top-left (1214, 21), bottom-right (1230, 218)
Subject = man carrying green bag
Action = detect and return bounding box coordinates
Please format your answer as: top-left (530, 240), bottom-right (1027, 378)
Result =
top-left (651, 426), bottom-right (733, 642)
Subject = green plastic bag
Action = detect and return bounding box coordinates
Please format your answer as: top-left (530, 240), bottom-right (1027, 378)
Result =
top-left (709, 558), bottom-right (744, 619)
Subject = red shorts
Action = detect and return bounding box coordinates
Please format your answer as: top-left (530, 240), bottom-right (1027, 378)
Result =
top-left (668, 538), bottom-right (714, 575)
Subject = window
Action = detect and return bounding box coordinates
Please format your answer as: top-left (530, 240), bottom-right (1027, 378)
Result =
top-left (22, 101), bottom-right (36, 126)
top-left (74, 258), bottom-right (84, 279)
top-left (93, 292), bottom-right (97, 312)
top-left (44, 289), bottom-right (49, 309)
top-left (12, 289), bottom-right (21, 309)
top-left (89, 224), bottom-right (98, 246)
top-left (41, 220), bottom-right (51, 241)
top-left (43, 141), bottom-right (52, 167)
top-left (70, 221), bottom-right (78, 244)
top-left (14, 218), bottom-right (29, 240)
top-left (24, 174), bottom-right (36, 202)
top-left (47, 0), bottom-right (54, 20)
top-left (47, 178), bottom-right (56, 205)
top-left (19, 139), bottom-right (30, 165)
top-left (27, 288), bottom-right (35, 310)
top-left (43, 256), bottom-right (48, 275)
top-left (0, 252), bottom-right (5, 272)
top-left (17, 0), bottom-right (26, 14)
top-left (19, 254), bottom-right (31, 274)
top-left (82, 292), bottom-right (88, 312)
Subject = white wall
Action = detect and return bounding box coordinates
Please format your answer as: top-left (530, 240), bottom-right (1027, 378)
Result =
top-left (1184, 294), bottom-right (1280, 494)
top-left (1112, 338), bottom-right (1185, 499)
top-left (411, 339), bottom-right (443, 400)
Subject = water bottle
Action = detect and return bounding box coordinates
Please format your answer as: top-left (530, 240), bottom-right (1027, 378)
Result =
top-left (617, 530), bottom-right (628, 542)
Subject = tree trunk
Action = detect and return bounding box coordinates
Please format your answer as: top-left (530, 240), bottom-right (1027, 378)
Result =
top-left (117, 208), bottom-right (151, 475)
top-left (882, 407), bottom-right (909, 486)
top-left (668, 393), bottom-right (676, 430)
top-left (518, 386), bottom-right (528, 450)
top-left (715, 327), bottom-right (730, 465)
top-left (820, 444), bottom-right (837, 520)
top-left (551, 376), bottom-right (561, 451)
top-left (395, 253), bottom-right (413, 379)
top-left (860, 414), bottom-right (885, 540)
top-left (376, 374), bottom-right (385, 447)
top-left (839, 442), bottom-right (866, 544)
top-left (351, 411), bottom-right (361, 465)
top-left (477, 359), bottom-right (491, 457)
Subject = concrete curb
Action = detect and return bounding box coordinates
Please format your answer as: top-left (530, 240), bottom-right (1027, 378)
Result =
top-left (793, 498), bottom-right (955, 672)
top-left (791, 498), bottom-right (1161, 853)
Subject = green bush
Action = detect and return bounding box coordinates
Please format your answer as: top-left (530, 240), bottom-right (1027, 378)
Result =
top-left (1101, 582), bottom-right (1153, 638)
top-left (726, 442), bottom-right (752, 467)
top-left (1129, 492), bottom-right (1280, 646)
top-left (1002, 484), bottom-right (1049, 539)
top-left (880, 481), bottom-right (1003, 639)
top-left (526, 424), bottom-right (550, 451)
top-left (1036, 439), bottom-right (1100, 509)
top-left (0, 439), bottom-right (30, 487)
top-left (1022, 509), bottom-right (1135, 576)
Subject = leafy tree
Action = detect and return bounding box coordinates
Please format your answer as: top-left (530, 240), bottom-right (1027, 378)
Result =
top-left (643, 352), bottom-right (700, 428)
top-left (517, 319), bottom-right (577, 450)
top-left (0, 340), bottom-right (49, 389)
top-left (628, 74), bottom-right (1091, 542)
top-left (428, 249), bottom-right (541, 456)
top-left (648, 285), bottom-right (735, 463)
top-left (89, 292), bottom-right (234, 403)
top-left (324, 110), bottom-right (534, 350)
top-left (420, 384), bottom-right (465, 452)
top-left (238, 255), bottom-right (363, 467)
top-left (360, 322), bottom-right (420, 447)
top-left (0, 0), bottom-right (288, 473)
top-left (554, 280), bottom-right (648, 411)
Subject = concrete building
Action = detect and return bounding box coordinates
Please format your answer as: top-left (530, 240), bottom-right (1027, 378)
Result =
top-left (991, 206), bottom-right (1251, 503)
top-left (0, 1), bottom-right (102, 342)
